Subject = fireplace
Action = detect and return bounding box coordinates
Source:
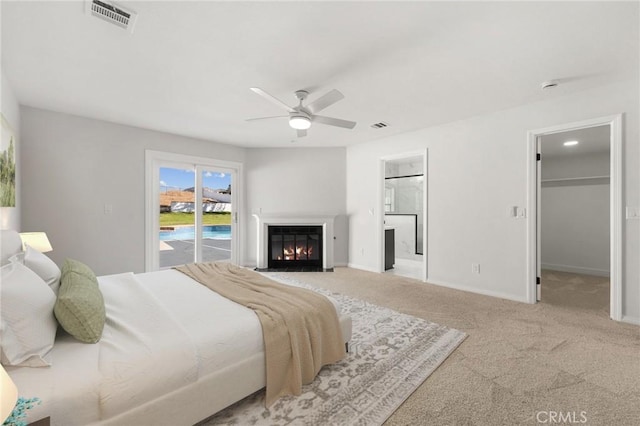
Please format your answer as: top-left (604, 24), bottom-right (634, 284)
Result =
top-left (268, 226), bottom-right (323, 269)
top-left (253, 214), bottom-right (336, 271)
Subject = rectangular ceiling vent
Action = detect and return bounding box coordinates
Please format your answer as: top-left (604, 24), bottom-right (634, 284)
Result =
top-left (371, 122), bottom-right (389, 129)
top-left (85, 0), bottom-right (138, 33)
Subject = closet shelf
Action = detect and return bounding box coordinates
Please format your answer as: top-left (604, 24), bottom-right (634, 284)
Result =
top-left (541, 175), bottom-right (609, 183)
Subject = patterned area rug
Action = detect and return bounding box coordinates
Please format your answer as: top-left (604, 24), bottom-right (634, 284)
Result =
top-left (202, 274), bottom-right (466, 426)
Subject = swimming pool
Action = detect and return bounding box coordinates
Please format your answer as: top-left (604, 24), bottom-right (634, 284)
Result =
top-left (160, 225), bottom-right (231, 241)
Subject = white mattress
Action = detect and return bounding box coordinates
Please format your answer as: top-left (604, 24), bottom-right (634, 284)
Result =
top-left (7, 269), bottom-right (349, 425)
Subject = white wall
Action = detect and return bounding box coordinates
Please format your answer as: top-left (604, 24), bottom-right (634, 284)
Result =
top-left (244, 148), bottom-right (348, 267)
top-left (20, 108), bottom-right (349, 274)
top-left (541, 152), bottom-right (610, 276)
top-left (346, 80), bottom-right (640, 321)
top-left (0, 70), bottom-right (21, 231)
top-left (20, 107), bottom-right (245, 275)
top-left (541, 151), bottom-right (610, 180)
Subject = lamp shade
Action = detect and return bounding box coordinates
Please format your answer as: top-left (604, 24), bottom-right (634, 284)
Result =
top-left (0, 365), bottom-right (18, 423)
top-left (19, 232), bottom-right (53, 253)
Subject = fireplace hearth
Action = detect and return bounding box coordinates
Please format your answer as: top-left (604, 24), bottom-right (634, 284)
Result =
top-left (267, 225), bottom-right (324, 271)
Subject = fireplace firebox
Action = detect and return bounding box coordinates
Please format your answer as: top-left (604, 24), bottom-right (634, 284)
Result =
top-left (268, 225), bottom-right (323, 270)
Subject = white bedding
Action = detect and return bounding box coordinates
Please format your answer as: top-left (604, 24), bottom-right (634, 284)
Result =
top-left (7, 269), bottom-right (350, 426)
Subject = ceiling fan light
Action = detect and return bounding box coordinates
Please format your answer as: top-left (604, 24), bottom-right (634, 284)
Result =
top-left (289, 115), bottom-right (311, 130)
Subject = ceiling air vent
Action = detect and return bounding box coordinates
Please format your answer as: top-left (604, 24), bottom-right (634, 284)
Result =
top-left (85, 0), bottom-right (138, 33)
top-left (371, 122), bottom-right (389, 129)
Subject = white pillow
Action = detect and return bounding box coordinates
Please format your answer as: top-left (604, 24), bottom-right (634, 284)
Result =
top-left (0, 230), bottom-right (23, 266)
top-left (0, 262), bottom-right (58, 367)
top-left (8, 252), bottom-right (24, 265)
top-left (24, 245), bottom-right (62, 294)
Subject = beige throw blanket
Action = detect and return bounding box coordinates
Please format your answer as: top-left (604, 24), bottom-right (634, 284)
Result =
top-left (174, 262), bottom-right (345, 406)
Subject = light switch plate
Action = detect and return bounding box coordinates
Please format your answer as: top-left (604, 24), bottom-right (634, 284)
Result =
top-left (509, 206), bottom-right (526, 218)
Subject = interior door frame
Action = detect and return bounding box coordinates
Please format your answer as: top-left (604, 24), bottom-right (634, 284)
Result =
top-left (536, 135), bottom-right (542, 302)
top-left (145, 150), bottom-right (243, 272)
top-left (378, 149), bottom-right (428, 281)
top-left (526, 114), bottom-right (623, 321)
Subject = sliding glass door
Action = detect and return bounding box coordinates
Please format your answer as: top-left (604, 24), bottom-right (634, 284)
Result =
top-left (146, 151), bottom-right (241, 271)
top-left (159, 166), bottom-right (196, 268)
top-left (198, 167), bottom-right (233, 264)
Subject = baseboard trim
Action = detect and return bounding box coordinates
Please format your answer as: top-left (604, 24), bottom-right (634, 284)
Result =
top-left (345, 266), bottom-right (530, 304)
top-left (425, 278), bottom-right (530, 304)
top-left (541, 263), bottom-right (609, 277)
top-left (347, 263), bottom-right (379, 273)
top-left (334, 262), bottom-right (348, 268)
top-left (621, 315), bottom-right (640, 326)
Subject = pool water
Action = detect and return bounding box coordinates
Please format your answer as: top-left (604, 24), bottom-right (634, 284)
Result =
top-left (160, 225), bottom-right (231, 241)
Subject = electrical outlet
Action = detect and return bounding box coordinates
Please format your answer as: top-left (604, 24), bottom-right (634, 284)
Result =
top-left (627, 206), bottom-right (640, 219)
top-left (472, 263), bottom-right (480, 274)
top-left (104, 204), bottom-right (113, 215)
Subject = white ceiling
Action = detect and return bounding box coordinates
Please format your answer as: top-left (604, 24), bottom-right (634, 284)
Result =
top-left (2, 1), bottom-right (638, 148)
top-left (541, 125), bottom-right (610, 159)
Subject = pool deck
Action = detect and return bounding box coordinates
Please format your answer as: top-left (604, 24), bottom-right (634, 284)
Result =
top-left (160, 238), bottom-right (231, 267)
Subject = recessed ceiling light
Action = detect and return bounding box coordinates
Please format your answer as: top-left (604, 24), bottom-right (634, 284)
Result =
top-left (563, 140), bottom-right (579, 146)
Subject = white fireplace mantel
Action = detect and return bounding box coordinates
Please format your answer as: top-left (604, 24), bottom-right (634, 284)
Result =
top-left (253, 213), bottom-right (336, 269)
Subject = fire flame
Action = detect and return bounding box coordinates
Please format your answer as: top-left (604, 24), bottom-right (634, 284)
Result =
top-left (281, 245), bottom-right (313, 261)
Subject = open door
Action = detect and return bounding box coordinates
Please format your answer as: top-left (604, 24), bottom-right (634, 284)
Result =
top-left (536, 136), bottom-right (542, 301)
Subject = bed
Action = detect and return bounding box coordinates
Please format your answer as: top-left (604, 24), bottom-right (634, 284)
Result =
top-left (0, 230), bottom-right (352, 425)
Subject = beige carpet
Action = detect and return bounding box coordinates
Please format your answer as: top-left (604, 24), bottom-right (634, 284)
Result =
top-left (279, 268), bottom-right (640, 425)
top-left (540, 269), bottom-right (610, 313)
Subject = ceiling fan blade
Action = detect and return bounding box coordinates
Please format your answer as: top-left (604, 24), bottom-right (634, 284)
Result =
top-left (245, 115), bottom-right (288, 122)
top-left (250, 87), bottom-right (295, 113)
top-left (297, 129), bottom-right (307, 138)
top-left (312, 115), bottom-right (357, 129)
top-left (306, 89), bottom-right (344, 114)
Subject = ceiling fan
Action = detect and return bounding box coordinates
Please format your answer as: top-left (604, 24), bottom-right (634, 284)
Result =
top-left (247, 87), bottom-right (357, 137)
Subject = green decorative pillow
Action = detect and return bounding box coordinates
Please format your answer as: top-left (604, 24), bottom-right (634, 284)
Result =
top-left (61, 258), bottom-right (96, 281)
top-left (54, 259), bottom-right (106, 343)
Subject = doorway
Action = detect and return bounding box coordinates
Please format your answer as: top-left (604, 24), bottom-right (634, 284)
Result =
top-left (539, 126), bottom-right (611, 313)
top-left (145, 151), bottom-right (243, 271)
top-left (379, 151), bottom-right (427, 281)
top-left (527, 115), bottom-right (622, 320)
